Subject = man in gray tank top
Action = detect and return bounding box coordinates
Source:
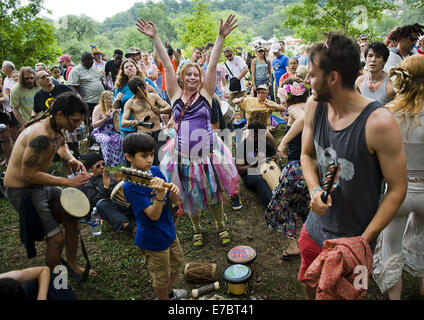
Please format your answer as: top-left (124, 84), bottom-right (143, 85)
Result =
top-left (299, 33), bottom-right (407, 300)
top-left (355, 42), bottom-right (395, 105)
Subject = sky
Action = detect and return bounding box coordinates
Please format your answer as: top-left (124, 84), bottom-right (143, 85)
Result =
top-left (41, 0), bottom-right (154, 23)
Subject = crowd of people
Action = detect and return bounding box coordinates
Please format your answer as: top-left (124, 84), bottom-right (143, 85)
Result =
top-left (0, 17), bottom-right (424, 301)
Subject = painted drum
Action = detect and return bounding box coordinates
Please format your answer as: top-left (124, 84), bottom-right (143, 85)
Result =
top-left (227, 245), bottom-right (257, 270)
top-left (224, 264), bottom-right (252, 296)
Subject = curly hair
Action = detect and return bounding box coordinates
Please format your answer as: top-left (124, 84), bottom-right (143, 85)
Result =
top-left (389, 24), bottom-right (424, 41)
top-left (98, 90), bottom-right (114, 115)
top-left (114, 59), bottom-right (146, 90)
top-left (387, 55), bottom-right (424, 130)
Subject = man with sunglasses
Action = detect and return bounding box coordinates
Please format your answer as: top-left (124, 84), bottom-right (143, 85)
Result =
top-left (384, 24), bottom-right (424, 73)
top-left (78, 152), bottom-right (137, 236)
top-left (10, 67), bottom-right (40, 127)
top-left (224, 46), bottom-right (249, 111)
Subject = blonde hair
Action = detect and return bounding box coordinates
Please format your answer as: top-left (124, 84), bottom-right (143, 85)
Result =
top-left (387, 55), bottom-right (424, 128)
top-left (98, 90), bottom-right (114, 115)
top-left (179, 62), bottom-right (203, 90)
top-left (114, 59), bottom-right (146, 90)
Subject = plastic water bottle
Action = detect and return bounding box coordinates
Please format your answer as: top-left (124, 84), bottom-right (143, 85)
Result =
top-left (91, 207), bottom-right (102, 236)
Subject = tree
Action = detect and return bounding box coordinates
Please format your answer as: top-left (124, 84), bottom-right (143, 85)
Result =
top-left (0, 0), bottom-right (61, 68)
top-left (283, 0), bottom-right (396, 43)
top-left (55, 15), bottom-right (98, 43)
top-left (173, 0), bottom-right (217, 49)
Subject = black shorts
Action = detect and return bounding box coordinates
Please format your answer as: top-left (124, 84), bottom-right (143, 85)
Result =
top-left (0, 111), bottom-right (10, 125)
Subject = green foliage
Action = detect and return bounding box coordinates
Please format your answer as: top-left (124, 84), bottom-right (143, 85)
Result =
top-left (173, 0), bottom-right (218, 49)
top-left (283, 0), bottom-right (396, 43)
top-left (0, 0), bottom-right (61, 68)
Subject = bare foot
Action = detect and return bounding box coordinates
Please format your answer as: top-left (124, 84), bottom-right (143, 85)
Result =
top-left (68, 263), bottom-right (97, 276)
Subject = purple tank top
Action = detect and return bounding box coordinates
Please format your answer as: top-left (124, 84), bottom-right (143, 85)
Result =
top-left (173, 94), bottom-right (214, 157)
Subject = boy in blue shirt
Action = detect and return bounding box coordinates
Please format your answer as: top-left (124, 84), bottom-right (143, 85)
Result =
top-left (122, 132), bottom-right (185, 300)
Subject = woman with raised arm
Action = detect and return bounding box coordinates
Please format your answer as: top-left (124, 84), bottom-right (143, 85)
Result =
top-left (136, 15), bottom-right (240, 247)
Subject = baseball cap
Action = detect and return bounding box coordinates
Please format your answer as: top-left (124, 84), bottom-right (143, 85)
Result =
top-left (257, 84), bottom-right (269, 91)
top-left (271, 43), bottom-right (281, 53)
top-left (83, 152), bottom-right (104, 170)
top-left (256, 45), bottom-right (265, 52)
top-left (58, 55), bottom-right (71, 63)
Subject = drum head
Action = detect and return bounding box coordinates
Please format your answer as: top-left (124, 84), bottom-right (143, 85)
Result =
top-left (113, 111), bottom-right (120, 133)
top-left (60, 188), bottom-right (90, 218)
top-left (224, 264), bottom-right (251, 284)
top-left (227, 245), bottom-right (257, 265)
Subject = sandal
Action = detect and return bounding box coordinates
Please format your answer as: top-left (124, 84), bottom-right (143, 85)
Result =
top-left (218, 230), bottom-right (231, 246)
top-left (193, 233), bottom-right (204, 247)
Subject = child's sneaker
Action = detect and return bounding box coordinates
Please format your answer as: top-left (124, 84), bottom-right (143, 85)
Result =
top-left (169, 288), bottom-right (189, 300)
top-left (231, 194), bottom-right (242, 210)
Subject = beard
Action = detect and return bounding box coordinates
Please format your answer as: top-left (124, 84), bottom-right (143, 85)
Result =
top-left (312, 80), bottom-right (333, 102)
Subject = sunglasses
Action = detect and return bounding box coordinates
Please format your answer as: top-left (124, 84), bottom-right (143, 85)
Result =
top-left (360, 38), bottom-right (368, 41)
top-left (24, 77), bottom-right (35, 80)
top-left (410, 37), bottom-right (418, 42)
top-left (95, 162), bottom-right (106, 169)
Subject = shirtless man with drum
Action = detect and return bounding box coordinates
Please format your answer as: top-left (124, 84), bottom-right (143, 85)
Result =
top-left (121, 76), bottom-right (171, 165)
top-left (4, 92), bottom-right (95, 276)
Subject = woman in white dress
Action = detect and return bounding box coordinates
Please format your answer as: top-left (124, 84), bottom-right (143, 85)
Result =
top-left (373, 54), bottom-right (424, 299)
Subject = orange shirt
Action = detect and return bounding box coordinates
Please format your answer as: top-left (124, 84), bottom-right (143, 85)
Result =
top-left (158, 59), bottom-right (178, 91)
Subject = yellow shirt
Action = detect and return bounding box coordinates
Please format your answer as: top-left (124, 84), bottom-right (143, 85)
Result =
top-left (239, 97), bottom-right (279, 125)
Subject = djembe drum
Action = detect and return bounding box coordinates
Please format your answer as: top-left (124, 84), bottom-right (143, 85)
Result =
top-left (184, 262), bottom-right (217, 283)
top-left (49, 188), bottom-right (90, 223)
top-left (258, 158), bottom-right (282, 191)
top-left (110, 180), bottom-right (130, 208)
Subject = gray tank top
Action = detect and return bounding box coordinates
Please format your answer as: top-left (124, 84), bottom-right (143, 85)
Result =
top-left (254, 59), bottom-right (269, 81)
top-left (397, 111), bottom-right (424, 179)
top-left (305, 101), bottom-right (385, 250)
top-left (361, 73), bottom-right (393, 105)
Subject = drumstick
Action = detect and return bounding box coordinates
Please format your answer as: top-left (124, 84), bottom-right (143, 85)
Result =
top-left (137, 88), bottom-right (159, 114)
top-left (191, 282), bottom-right (220, 298)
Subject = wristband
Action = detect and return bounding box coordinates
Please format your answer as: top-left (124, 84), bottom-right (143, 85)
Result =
top-left (311, 186), bottom-right (323, 199)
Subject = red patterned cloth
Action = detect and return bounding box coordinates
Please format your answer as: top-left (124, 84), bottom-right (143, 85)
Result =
top-left (300, 236), bottom-right (373, 300)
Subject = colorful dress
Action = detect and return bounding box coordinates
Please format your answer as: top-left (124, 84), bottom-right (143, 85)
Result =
top-left (264, 126), bottom-right (310, 239)
top-left (160, 94), bottom-right (240, 216)
top-left (92, 117), bottom-right (125, 167)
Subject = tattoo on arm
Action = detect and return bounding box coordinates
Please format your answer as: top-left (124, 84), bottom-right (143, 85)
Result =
top-left (24, 135), bottom-right (50, 167)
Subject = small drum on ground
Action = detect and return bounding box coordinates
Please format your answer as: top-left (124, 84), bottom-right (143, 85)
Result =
top-left (224, 264), bottom-right (251, 296)
top-left (221, 100), bottom-right (235, 124)
top-left (258, 159), bottom-right (282, 191)
top-left (49, 188), bottom-right (90, 223)
top-left (227, 245), bottom-right (257, 271)
top-left (184, 262), bottom-right (217, 283)
top-left (113, 110), bottom-right (121, 133)
top-left (110, 180), bottom-right (130, 208)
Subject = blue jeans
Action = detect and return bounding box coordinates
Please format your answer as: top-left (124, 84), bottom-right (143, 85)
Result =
top-left (242, 174), bottom-right (272, 207)
top-left (96, 198), bottom-right (133, 234)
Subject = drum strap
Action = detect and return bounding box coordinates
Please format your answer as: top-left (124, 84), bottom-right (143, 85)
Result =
top-left (60, 228), bottom-right (91, 282)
